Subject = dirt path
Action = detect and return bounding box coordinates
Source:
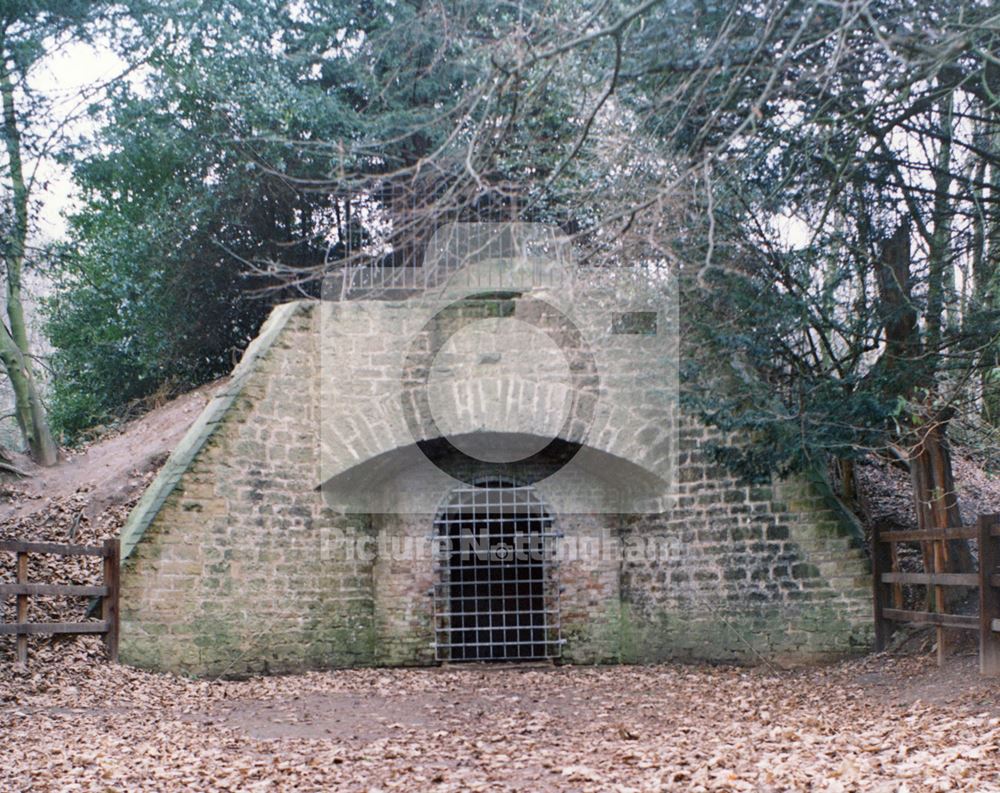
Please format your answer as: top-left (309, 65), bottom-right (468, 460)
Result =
top-left (0, 381), bottom-right (217, 525)
top-left (2, 647), bottom-right (998, 792)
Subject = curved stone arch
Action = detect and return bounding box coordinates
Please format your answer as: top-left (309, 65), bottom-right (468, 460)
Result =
top-left (321, 387), bottom-right (675, 495)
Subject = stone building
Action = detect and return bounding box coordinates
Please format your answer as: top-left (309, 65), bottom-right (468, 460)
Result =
top-left (120, 226), bottom-right (872, 676)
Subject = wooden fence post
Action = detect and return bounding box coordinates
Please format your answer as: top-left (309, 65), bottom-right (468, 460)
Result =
top-left (872, 525), bottom-right (894, 652)
top-left (933, 536), bottom-right (948, 666)
top-left (15, 550), bottom-right (28, 664)
top-left (102, 538), bottom-right (120, 663)
top-left (979, 514), bottom-right (1000, 677)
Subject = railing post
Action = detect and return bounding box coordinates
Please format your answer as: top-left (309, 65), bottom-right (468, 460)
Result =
top-left (102, 538), bottom-right (120, 663)
top-left (15, 550), bottom-right (28, 664)
top-left (872, 524), bottom-right (894, 651)
top-left (979, 514), bottom-right (1000, 677)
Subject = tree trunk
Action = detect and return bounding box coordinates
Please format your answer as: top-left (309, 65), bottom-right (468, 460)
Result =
top-left (0, 32), bottom-right (58, 465)
top-left (875, 221), bottom-right (974, 660)
top-left (837, 457), bottom-right (856, 505)
top-left (0, 323), bottom-right (56, 465)
top-left (907, 93), bottom-right (973, 579)
top-left (906, 416), bottom-right (974, 574)
top-left (981, 125), bottom-right (1000, 424)
top-left (925, 91), bottom-right (955, 352)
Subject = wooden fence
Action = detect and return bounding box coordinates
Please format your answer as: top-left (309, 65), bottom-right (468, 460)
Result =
top-left (873, 514), bottom-right (1000, 676)
top-left (0, 538), bottom-right (119, 664)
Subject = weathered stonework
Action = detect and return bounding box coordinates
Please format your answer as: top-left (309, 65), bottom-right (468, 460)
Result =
top-left (121, 304), bottom-right (375, 674)
top-left (616, 425), bottom-right (871, 666)
top-left (120, 270), bottom-right (872, 677)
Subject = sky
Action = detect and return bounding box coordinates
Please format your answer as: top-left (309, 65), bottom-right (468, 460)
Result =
top-left (29, 39), bottom-right (127, 242)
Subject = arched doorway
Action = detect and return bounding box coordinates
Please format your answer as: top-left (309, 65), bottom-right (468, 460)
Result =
top-left (432, 478), bottom-right (562, 662)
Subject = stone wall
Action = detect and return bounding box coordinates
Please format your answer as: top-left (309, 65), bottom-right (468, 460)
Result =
top-left (120, 303), bottom-right (375, 675)
top-left (370, 512), bottom-right (437, 666)
top-left (555, 514), bottom-right (624, 664)
top-left (120, 297), bottom-right (872, 676)
top-left (618, 421), bottom-right (872, 665)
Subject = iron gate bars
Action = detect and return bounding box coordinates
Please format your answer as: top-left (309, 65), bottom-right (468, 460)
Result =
top-left (432, 479), bottom-right (563, 662)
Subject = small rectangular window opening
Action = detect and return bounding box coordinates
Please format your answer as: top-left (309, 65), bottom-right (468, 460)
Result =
top-left (612, 311), bottom-right (658, 335)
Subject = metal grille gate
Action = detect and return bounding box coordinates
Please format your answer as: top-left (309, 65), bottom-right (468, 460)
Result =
top-left (432, 480), bottom-right (563, 662)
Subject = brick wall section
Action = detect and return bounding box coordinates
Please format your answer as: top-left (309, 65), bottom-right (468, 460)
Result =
top-left (121, 297), bottom-right (872, 676)
top-left (617, 421), bottom-right (872, 665)
top-left (120, 303), bottom-right (375, 675)
top-left (370, 513), bottom-right (438, 666)
top-left (556, 515), bottom-right (623, 664)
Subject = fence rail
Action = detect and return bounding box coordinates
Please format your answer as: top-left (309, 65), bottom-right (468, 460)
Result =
top-left (1, 538), bottom-right (119, 664)
top-left (873, 514), bottom-right (1000, 676)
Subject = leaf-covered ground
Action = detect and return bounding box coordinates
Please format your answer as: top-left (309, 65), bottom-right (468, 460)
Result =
top-left (3, 386), bottom-right (1000, 791)
top-left (2, 642), bottom-right (999, 792)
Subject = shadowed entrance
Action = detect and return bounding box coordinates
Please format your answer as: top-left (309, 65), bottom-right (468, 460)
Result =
top-left (432, 479), bottom-right (561, 662)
